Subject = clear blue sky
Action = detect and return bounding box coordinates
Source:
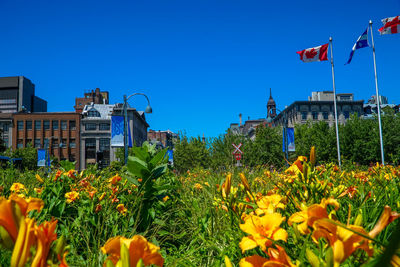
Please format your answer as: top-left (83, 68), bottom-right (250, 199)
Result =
top-left (0, 0), bottom-right (399, 138)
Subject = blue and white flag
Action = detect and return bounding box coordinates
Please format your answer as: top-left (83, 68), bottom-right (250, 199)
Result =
top-left (346, 28), bottom-right (369, 64)
top-left (111, 116), bottom-right (124, 147)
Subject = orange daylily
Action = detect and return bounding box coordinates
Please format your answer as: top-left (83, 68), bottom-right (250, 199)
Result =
top-left (116, 204), bottom-right (128, 216)
top-left (31, 219), bottom-right (58, 267)
top-left (108, 174), bottom-right (122, 185)
top-left (101, 235), bottom-right (164, 267)
top-left (222, 173), bottom-right (232, 199)
top-left (288, 198), bottom-right (339, 235)
top-left (369, 205), bottom-right (400, 238)
top-left (239, 246), bottom-right (295, 267)
top-left (239, 213), bottom-right (288, 252)
top-left (285, 156), bottom-right (307, 175)
top-left (0, 195), bottom-right (44, 242)
top-left (11, 217), bottom-right (36, 267)
top-left (312, 219), bottom-right (373, 266)
top-left (240, 173), bottom-right (251, 192)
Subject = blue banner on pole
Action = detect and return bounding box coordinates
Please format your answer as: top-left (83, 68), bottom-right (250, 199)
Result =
top-left (128, 120), bottom-right (133, 148)
top-left (37, 149), bottom-right (46, 167)
top-left (283, 128), bottom-right (295, 152)
top-left (111, 116), bottom-right (124, 147)
top-left (167, 149), bottom-right (173, 164)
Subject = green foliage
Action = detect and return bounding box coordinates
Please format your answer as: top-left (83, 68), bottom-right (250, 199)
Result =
top-left (10, 144), bottom-right (38, 170)
top-left (173, 135), bottom-right (211, 172)
top-left (126, 141), bottom-right (168, 232)
top-left (242, 125), bottom-right (283, 168)
top-left (294, 113), bottom-right (400, 165)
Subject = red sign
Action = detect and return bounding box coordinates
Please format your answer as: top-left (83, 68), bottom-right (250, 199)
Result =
top-left (232, 143), bottom-right (243, 154)
top-left (234, 153), bottom-right (242, 161)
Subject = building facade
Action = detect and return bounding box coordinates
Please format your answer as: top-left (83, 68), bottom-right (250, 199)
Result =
top-left (12, 112), bottom-right (81, 169)
top-left (80, 104), bottom-right (114, 169)
top-left (273, 92), bottom-right (364, 127)
top-left (0, 76), bottom-right (47, 113)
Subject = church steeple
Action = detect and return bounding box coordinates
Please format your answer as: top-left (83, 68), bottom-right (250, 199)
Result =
top-left (267, 88), bottom-right (276, 118)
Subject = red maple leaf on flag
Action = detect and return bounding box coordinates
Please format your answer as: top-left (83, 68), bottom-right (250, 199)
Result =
top-left (305, 48), bottom-right (317, 59)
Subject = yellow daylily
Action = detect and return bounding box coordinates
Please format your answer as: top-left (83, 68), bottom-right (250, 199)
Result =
top-left (285, 156), bottom-right (307, 175)
top-left (35, 174), bottom-right (44, 183)
top-left (288, 198), bottom-right (339, 235)
top-left (10, 183), bottom-right (27, 194)
top-left (65, 191), bottom-right (79, 204)
top-left (255, 194), bottom-right (285, 215)
top-left (239, 213), bottom-right (287, 252)
top-left (101, 235), bottom-right (164, 267)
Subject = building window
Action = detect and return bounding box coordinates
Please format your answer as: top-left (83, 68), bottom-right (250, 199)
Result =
top-left (85, 138), bottom-right (96, 159)
top-left (3, 138), bottom-right (8, 148)
top-left (3, 123), bottom-right (8, 132)
top-left (17, 139), bottom-right (23, 149)
top-left (44, 138), bottom-right (50, 148)
top-left (34, 139), bottom-right (41, 148)
top-left (344, 111), bottom-right (350, 119)
top-left (69, 120), bottom-right (76, 130)
top-left (69, 139), bottom-right (76, 148)
top-left (26, 139), bottom-right (32, 147)
top-left (88, 108), bottom-right (100, 117)
top-left (35, 120), bottom-right (41, 130)
top-left (17, 121), bottom-right (23, 130)
top-left (312, 112), bottom-right (318, 120)
top-left (61, 121), bottom-right (67, 130)
top-left (301, 112), bottom-right (307, 120)
top-left (43, 120), bottom-right (50, 130)
top-left (85, 123), bottom-right (97, 131)
top-left (52, 120), bottom-right (59, 130)
top-left (61, 139), bottom-right (67, 148)
top-left (26, 121), bottom-right (32, 130)
top-left (99, 138), bottom-right (110, 151)
top-left (99, 123), bottom-right (110, 130)
top-left (323, 112), bottom-right (329, 120)
top-left (52, 139), bottom-right (59, 148)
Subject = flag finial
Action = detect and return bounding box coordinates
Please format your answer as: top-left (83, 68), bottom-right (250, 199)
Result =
top-left (369, 20), bottom-right (372, 25)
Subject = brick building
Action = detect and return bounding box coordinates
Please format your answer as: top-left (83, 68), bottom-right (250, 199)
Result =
top-left (147, 129), bottom-right (178, 149)
top-left (74, 88), bottom-right (109, 113)
top-left (12, 112), bottom-right (81, 169)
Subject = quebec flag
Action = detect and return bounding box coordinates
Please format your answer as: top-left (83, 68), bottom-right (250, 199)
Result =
top-left (346, 28), bottom-right (369, 64)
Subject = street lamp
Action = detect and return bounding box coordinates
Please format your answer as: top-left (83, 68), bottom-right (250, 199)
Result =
top-left (123, 93), bottom-right (152, 165)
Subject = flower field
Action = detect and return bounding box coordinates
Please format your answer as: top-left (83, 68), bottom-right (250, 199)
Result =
top-left (1, 144), bottom-right (400, 266)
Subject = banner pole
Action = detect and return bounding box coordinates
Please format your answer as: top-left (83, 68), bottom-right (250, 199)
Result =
top-left (369, 20), bottom-right (385, 165)
top-left (329, 37), bottom-right (342, 167)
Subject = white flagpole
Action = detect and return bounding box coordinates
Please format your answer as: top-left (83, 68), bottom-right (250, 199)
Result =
top-left (329, 37), bottom-right (342, 167)
top-left (369, 20), bottom-right (385, 165)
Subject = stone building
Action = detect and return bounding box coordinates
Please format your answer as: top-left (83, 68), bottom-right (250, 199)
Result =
top-left (273, 91), bottom-right (364, 127)
top-left (228, 89), bottom-right (276, 139)
top-left (80, 104), bottom-right (114, 169)
top-left (12, 112), bottom-right (81, 169)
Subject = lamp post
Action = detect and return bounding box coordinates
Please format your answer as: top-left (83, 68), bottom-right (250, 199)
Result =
top-left (123, 93), bottom-right (152, 165)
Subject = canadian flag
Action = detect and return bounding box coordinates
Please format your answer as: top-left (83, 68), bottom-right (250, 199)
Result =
top-left (296, 43), bottom-right (329, 62)
top-left (379, 15), bottom-right (400, 35)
